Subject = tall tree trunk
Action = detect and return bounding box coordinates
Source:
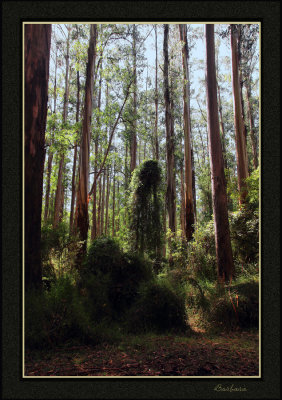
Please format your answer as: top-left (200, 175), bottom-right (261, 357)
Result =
top-left (44, 151), bottom-right (53, 222)
top-left (154, 25), bottom-right (159, 160)
top-left (75, 24), bottom-right (97, 263)
top-left (105, 166), bottom-right (110, 235)
top-left (97, 177), bottom-right (102, 236)
top-left (44, 41), bottom-right (58, 222)
top-left (101, 169), bottom-right (106, 235)
top-left (116, 180), bottom-right (120, 232)
top-left (238, 28), bottom-right (248, 155)
top-left (205, 24), bottom-right (234, 283)
top-left (217, 83), bottom-right (228, 170)
top-left (245, 81), bottom-right (258, 169)
top-left (25, 24), bottom-right (51, 289)
top-left (112, 173), bottom-right (116, 236)
top-left (179, 24), bottom-right (194, 241)
top-left (53, 27), bottom-right (71, 227)
top-left (70, 69), bottom-right (80, 234)
top-left (125, 141), bottom-right (129, 189)
top-left (130, 24), bottom-right (137, 173)
top-left (91, 137), bottom-right (99, 240)
top-left (231, 25), bottom-right (248, 204)
top-left (180, 163), bottom-right (185, 236)
top-left (163, 24), bottom-right (176, 233)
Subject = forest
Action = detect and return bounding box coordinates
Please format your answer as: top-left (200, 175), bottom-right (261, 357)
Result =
top-left (24, 22), bottom-right (260, 376)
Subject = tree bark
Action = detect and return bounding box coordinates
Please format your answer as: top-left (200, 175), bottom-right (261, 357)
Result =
top-left (163, 24), bottom-right (176, 233)
top-left (154, 25), bottom-right (159, 160)
top-left (180, 163), bottom-right (185, 236)
top-left (130, 24), bottom-right (137, 173)
top-left (70, 68), bottom-right (80, 234)
top-left (44, 151), bottom-right (53, 222)
top-left (245, 81), bottom-right (258, 169)
top-left (231, 25), bottom-right (248, 204)
top-left (44, 40), bottom-right (58, 222)
top-left (105, 166), bottom-right (110, 235)
top-left (112, 174), bottom-right (116, 236)
top-left (75, 24), bottom-right (97, 263)
top-left (53, 27), bottom-right (71, 227)
top-left (179, 24), bottom-right (194, 241)
top-left (25, 24), bottom-right (51, 289)
top-left (205, 24), bottom-right (234, 283)
top-left (101, 169), bottom-right (106, 235)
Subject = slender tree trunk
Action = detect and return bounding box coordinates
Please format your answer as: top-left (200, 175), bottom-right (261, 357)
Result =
top-left (75, 24), bottom-right (97, 263)
top-left (96, 178), bottom-right (101, 236)
top-left (70, 69), bottom-right (80, 234)
top-left (245, 82), bottom-right (258, 169)
top-left (130, 24), bottom-right (137, 173)
top-left (44, 42), bottom-right (58, 222)
top-left (191, 148), bottom-right (197, 223)
top-left (163, 24), bottom-right (176, 234)
top-left (105, 166), bottom-right (110, 235)
top-left (154, 25), bottom-right (159, 160)
top-left (112, 174), bottom-right (116, 236)
top-left (91, 138), bottom-right (99, 240)
top-left (44, 151), bottom-right (53, 222)
top-left (125, 141), bottom-right (129, 189)
top-left (238, 28), bottom-right (248, 154)
top-left (205, 24), bottom-right (234, 283)
top-left (117, 180), bottom-right (120, 232)
top-left (217, 83), bottom-right (228, 170)
top-left (100, 169), bottom-right (106, 235)
top-left (54, 27), bottom-right (71, 227)
top-left (231, 25), bottom-right (248, 204)
top-left (180, 163), bottom-right (185, 236)
top-left (179, 24), bottom-right (194, 241)
top-left (25, 24), bottom-right (51, 289)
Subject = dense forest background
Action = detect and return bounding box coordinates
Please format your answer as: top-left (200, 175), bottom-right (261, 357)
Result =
top-left (24, 23), bottom-right (260, 376)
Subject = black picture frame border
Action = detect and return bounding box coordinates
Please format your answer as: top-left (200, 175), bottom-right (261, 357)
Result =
top-left (1, 1), bottom-right (280, 399)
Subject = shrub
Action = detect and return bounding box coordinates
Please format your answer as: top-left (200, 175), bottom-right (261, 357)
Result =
top-left (41, 221), bottom-right (81, 279)
top-left (25, 289), bottom-right (49, 349)
top-left (81, 237), bottom-right (153, 319)
top-left (229, 206), bottom-right (259, 264)
top-left (25, 276), bottom-right (94, 349)
top-left (187, 220), bottom-right (217, 282)
top-left (204, 279), bottom-right (259, 331)
top-left (127, 279), bottom-right (188, 334)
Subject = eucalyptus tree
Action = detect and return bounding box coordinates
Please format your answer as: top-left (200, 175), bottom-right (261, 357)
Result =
top-left (163, 24), bottom-right (176, 234)
top-left (230, 24), bottom-right (249, 204)
top-left (179, 24), bottom-right (194, 241)
top-left (53, 25), bottom-right (72, 227)
top-left (25, 23), bottom-right (51, 289)
top-left (75, 24), bottom-right (97, 263)
top-left (205, 24), bottom-right (234, 282)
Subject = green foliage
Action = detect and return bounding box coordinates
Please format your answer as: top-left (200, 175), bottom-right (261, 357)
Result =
top-left (229, 206), bottom-right (259, 264)
top-left (204, 278), bottom-right (259, 332)
top-left (25, 276), bottom-right (93, 348)
top-left (166, 229), bottom-right (189, 271)
top-left (128, 160), bottom-right (164, 257)
top-left (187, 220), bottom-right (217, 282)
top-left (127, 279), bottom-right (188, 334)
top-left (41, 222), bottom-right (81, 285)
top-left (245, 167), bottom-right (259, 209)
top-left (81, 237), bottom-right (153, 318)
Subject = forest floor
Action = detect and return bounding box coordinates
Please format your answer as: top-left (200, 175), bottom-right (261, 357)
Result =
top-left (24, 330), bottom-right (259, 377)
